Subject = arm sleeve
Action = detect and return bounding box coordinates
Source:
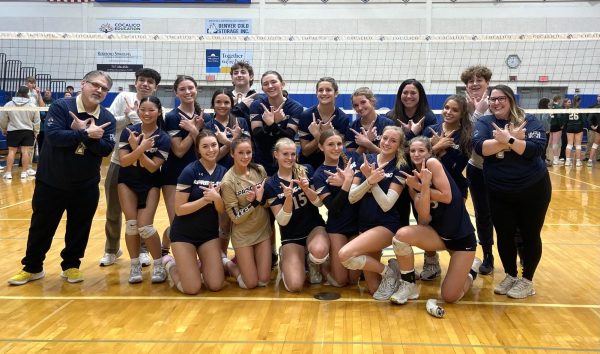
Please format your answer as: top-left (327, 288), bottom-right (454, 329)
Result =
top-left (349, 179), bottom-right (371, 204)
top-left (370, 185), bottom-right (399, 212)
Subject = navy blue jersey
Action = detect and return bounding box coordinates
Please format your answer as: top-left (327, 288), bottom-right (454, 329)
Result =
top-left (205, 116), bottom-right (251, 169)
top-left (426, 161), bottom-right (475, 240)
top-left (170, 161), bottom-right (227, 241)
top-left (250, 96), bottom-right (304, 175)
top-left (354, 154), bottom-right (405, 232)
top-left (264, 165), bottom-right (325, 242)
top-left (312, 153), bottom-right (361, 235)
top-left (387, 110), bottom-right (438, 141)
top-left (423, 123), bottom-right (469, 198)
top-left (297, 105), bottom-right (349, 169)
top-left (473, 114), bottom-right (547, 193)
top-left (118, 123), bottom-right (170, 188)
top-left (161, 109), bottom-right (211, 185)
top-left (344, 114), bottom-right (395, 151)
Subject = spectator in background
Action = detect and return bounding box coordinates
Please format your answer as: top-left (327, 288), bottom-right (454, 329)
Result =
top-left (0, 86), bottom-right (40, 179)
top-left (586, 93), bottom-right (600, 167)
top-left (25, 77), bottom-right (44, 107)
top-left (534, 97), bottom-right (552, 166)
top-left (549, 95), bottom-right (565, 166)
top-left (66, 85), bottom-right (75, 95)
top-left (37, 89), bottom-right (55, 156)
top-left (64, 92), bottom-right (72, 98)
top-left (43, 90), bottom-right (53, 104)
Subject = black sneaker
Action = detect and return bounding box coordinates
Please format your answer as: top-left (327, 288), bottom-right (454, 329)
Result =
top-left (479, 253), bottom-right (494, 275)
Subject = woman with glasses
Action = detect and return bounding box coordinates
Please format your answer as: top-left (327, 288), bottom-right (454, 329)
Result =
top-left (472, 85), bottom-right (551, 299)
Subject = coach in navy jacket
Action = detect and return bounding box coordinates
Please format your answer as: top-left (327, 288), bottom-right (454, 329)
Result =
top-left (8, 70), bottom-right (116, 286)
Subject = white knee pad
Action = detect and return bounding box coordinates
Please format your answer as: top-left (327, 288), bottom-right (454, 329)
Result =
top-left (566, 144), bottom-right (573, 151)
top-left (593, 143), bottom-right (599, 150)
top-left (237, 274), bottom-right (248, 289)
top-left (575, 145), bottom-right (582, 150)
top-left (552, 144), bottom-right (560, 150)
top-left (341, 255), bottom-right (366, 270)
top-left (393, 237), bottom-right (413, 257)
top-left (308, 252), bottom-right (329, 265)
top-left (125, 220), bottom-right (138, 236)
top-left (138, 224), bottom-right (157, 239)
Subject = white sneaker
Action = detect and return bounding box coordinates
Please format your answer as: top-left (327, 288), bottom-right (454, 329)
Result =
top-left (139, 252), bottom-right (152, 267)
top-left (307, 261), bottom-right (322, 284)
top-left (507, 278), bottom-right (536, 299)
top-left (162, 255), bottom-right (176, 287)
top-left (494, 274), bottom-right (518, 295)
top-left (372, 260), bottom-right (400, 301)
top-left (0, 165), bottom-right (4, 171)
top-left (564, 159), bottom-right (572, 167)
top-left (587, 160), bottom-right (594, 167)
top-left (99, 249), bottom-right (123, 266)
top-left (553, 157), bottom-right (560, 166)
top-left (3, 172), bottom-right (12, 180)
top-left (576, 160), bottom-right (582, 167)
top-left (390, 280), bottom-right (419, 305)
top-left (151, 263), bottom-right (167, 283)
top-left (128, 262), bottom-right (143, 284)
top-left (20, 172), bottom-right (27, 179)
top-left (469, 257), bottom-right (482, 280)
top-left (420, 253), bottom-right (441, 281)
top-left (26, 168), bottom-right (36, 176)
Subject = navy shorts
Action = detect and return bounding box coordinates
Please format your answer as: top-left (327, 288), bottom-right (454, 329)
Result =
top-left (441, 233), bottom-right (477, 252)
top-left (7, 130), bottom-right (35, 147)
top-left (170, 231), bottom-right (219, 249)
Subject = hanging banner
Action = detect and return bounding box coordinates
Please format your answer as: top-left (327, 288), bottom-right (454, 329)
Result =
top-left (96, 49), bottom-right (143, 72)
top-left (205, 19), bottom-right (252, 35)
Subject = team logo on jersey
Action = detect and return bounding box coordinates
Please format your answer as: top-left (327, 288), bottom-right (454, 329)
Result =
top-left (528, 131), bottom-right (542, 139)
top-left (109, 133), bottom-right (115, 142)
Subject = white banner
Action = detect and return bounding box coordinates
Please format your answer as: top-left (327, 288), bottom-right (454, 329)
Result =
top-left (96, 19), bottom-right (143, 34)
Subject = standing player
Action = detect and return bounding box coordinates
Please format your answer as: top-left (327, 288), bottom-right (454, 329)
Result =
top-left (8, 71), bottom-right (115, 285)
top-left (298, 77), bottom-right (349, 170)
top-left (564, 96), bottom-right (585, 167)
top-left (118, 96), bottom-right (170, 284)
top-left (338, 126), bottom-right (409, 300)
top-left (345, 87), bottom-right (395, 154)
top-left (264, 138), bottom-right (328, 291)
top-left (100, 67), bottom-right (161, 267)
top-left (162, 131), bottom-right (228, 294)
top-left (390, 137), bottom-right (480, 305)
top-left (587, 94), bottom-right (600, 167)
top-left (313, 130), bottom-right (361, 287)
top-left (162, 75), bottom-right (207, 256)
top-left (250, 70), bottom-right (304, 176)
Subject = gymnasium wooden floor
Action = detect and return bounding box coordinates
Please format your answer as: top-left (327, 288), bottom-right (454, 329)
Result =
top-left (0, 162), bottom-right (598, 353)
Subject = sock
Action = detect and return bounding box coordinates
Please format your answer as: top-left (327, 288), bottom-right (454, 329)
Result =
top-left (400, 269), bottom-right (416, 283)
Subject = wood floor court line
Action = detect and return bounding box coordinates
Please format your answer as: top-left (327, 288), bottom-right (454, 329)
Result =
top-left (1, 295), bottom-right (598, 309)
top-left (0, 337), bottom-right (598, 352)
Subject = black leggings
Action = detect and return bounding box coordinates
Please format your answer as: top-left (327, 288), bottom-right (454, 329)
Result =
top-left (488, 173), bottom-right (552, 280)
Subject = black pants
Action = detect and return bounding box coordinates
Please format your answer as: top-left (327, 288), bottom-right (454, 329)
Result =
top-left (22, 180), bottom-right (100, 273)
top-left (466, 164), bottom-right (495, 252)
top-left (488, 173), bottom-right (552, 280)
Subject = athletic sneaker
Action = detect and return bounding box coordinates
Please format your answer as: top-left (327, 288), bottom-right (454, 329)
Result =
top-left (308, 261), bottom-right (322, 284)
top-left (61, 268), bottom-right (83, 283)
top-left (479, 253), bottom-right (494, 275)
top-left (3, 172), bottom-right (12, 180)
top-left (564, 159), bottom-right (572, 167)
top-left (576, 160), bottom-right (582, 167)
top-left (420, 253), bottom-right (441, 281)
top-left (162, 255), bottom-right (176, 287)
top-left (494, 274), bottom-right (518, 295)
top-left (26, 168), bottom-right (36, 176)
top-left (553, 157), bottom-right (560, 166)
top-left (151, 263), bottom-right (167, 283)
top-left (588, 160), bottom-right (594, 167)
top-left (390, 280), bottom-right (419, 305)
top-left (470, 257), bottom-right (482, 280)
top-left (0, 164), bottom-right (4, 171)
top-left (507, 278), bottom-right (536, 299)
top-left (99, 249), bottom-right (123, 266)
top-left (8, 269), bottom-right (45, 285)
top-left (139, 252), bottom-right (152, 267)
top-left (129, 262), bottom-right (143, 283)
top-left (372, 259), bottom-right (400, 301)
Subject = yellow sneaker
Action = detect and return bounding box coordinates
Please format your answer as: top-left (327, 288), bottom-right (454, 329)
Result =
top-left (8, 270), bottom-right (45, 286)
top-left (60, 268), bottom-right (83, 283)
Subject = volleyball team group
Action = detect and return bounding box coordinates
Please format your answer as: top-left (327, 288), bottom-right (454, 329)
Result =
top-left (7, 62), bottom-right (555, 306)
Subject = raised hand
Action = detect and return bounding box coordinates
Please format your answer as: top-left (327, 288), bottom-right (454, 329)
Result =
top-left (491, 122), bottom-right (512, 144)
top-left (85, 119), bottom-right (111, 139)
top-left (138, 133), bottom-right (156, 151)
top-left (400, 170), bottom-right (421, 190)
top-left (200, 182), bottom-right (221, 202)
top-left (366, 164), bottom-right (386, 186)
top-left (242, 92), bottom-right (258, 108)
top-left (69, 111), bottom-right (92, 130)
top-left (474, 92), bottom-right (489, 115)
top-left (359, 153), bottom-right (374, 178)
top-left (419, 160), bottom-right (432, 185)
top-left (253, 179), bottom-right (266, 203)
top-left (365, 121), bottom-right (377, 141)
top-left (260, 102), bottom-right (285, 126)
top-left (294, 177), bottom-right (310, 192)
top-left (325, 168), bottom-right (345, 187)
top-left (124, 99), bottom-right (138, 117)
top-left (341, 157), bottom-right (355, 181)
top-left (126, 127), bottom-right (140, 149)
top-left (509, 121), bottom-right (527, 140)
top-left (308, 113), bottom-right (321, 138)
top-left (281, 180), bottom-right (295, 199)
top-left (410, 116), bottom-right (426, 135)
top-left (230, 122), bottom-right (243, 140)
top-left (214, 124), bottom-right (230, 146)
top-left (179, 112), bottom-right (204, 138)
top-left (429, 127), bottom-right (441, 146)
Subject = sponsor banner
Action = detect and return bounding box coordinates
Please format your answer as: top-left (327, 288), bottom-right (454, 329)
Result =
top-left (96, 49), bottom-right (143, 72)
top-left (205, 19), bottom-right (252, 35)
top-left (205, 49), bottom-right (252, 74)
top-left (96, 19), bottom-right (143, 34)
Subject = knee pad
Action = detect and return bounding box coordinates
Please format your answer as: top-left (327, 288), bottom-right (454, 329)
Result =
top-left (138, 224), bottom-right (157, 239)
top-left (237, 274), bottom-right (248, 289)
top-left (552, 144), bottom-right (560, 150)
top-left (125, 220), bottom-right (138, 236)
top-left (341, 255), bottom-right (366, 270)
top-left (566, 144), bottom-right (573, 151)
top-left (593, 143), bottom-right (599, 150)
top-left (308, 252), bottom-right (329, 265)
top-left (393, 237), bottom-right (413, 257)
top-left (575, 145), bottom-right (582, 150)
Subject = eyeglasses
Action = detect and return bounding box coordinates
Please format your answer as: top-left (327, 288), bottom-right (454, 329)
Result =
top-left (488, 96), bottom-right (508, 103)
top-left (85, 80), bottom-right (110, 93)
